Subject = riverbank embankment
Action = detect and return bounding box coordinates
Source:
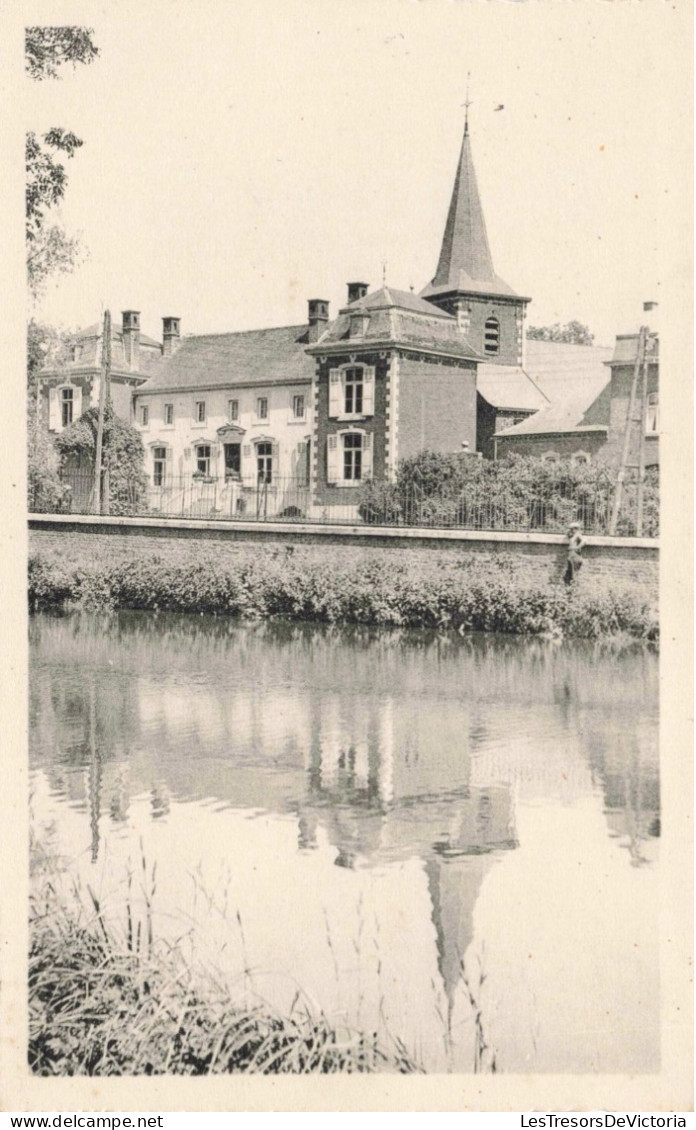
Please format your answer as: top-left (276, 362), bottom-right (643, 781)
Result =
top-left (29, 518), bottom-right (658, 640)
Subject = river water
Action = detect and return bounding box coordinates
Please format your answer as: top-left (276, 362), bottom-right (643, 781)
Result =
top-left (29, 612), bottom-right (659, 1074)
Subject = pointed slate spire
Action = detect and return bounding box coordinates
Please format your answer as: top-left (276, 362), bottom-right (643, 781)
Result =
top-left (433, 123), bottom-right (496, 288)
top-left (421, 120), bottom-right (518, 301)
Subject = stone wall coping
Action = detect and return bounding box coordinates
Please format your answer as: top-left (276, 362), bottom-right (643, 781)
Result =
top-left (28, 513), bottom-right (659, 551)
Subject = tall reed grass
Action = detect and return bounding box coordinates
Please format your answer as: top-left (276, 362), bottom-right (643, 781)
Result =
top-left (29, 856), bottom-right (421, 1076)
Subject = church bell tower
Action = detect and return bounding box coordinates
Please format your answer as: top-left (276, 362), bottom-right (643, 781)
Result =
top-left (420, 112), bottom-right (531, 366)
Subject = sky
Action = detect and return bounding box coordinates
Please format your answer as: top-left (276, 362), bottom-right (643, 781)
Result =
top-left (21, 0), bottom-right (690, 347)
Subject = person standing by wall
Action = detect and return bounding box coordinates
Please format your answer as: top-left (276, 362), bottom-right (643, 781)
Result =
top-left (564, 521), bottom-right (585, 584)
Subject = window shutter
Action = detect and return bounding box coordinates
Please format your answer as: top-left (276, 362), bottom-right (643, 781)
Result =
top-left (361, 432), bottom-right (373, 480)
top-left (272, 441), bottom-right (280, 476)
top-left (242, 444), bottom-right (255, 485)
top-left (73, 385), bottom-right (82, 419)
top-left (362, 367), bottom-right (375, 416)
top-left (328, 369), bottom-right (342, 418)
top-left (48, 387), bottom-right (59, 431)
top-left (326, 434), bottom-right (339, 484)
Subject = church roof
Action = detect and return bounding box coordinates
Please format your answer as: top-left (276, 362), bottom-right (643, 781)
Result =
top-left (137, 324), bottom-right (315, 393)
top-left (523, 340), bottom-right (613, 403)
top-left (420, 125), bottom-right (520, 302)
top-left (477, 363), bottom-right (550, 412)
top-left (493, 341), bottom-right (614, 437)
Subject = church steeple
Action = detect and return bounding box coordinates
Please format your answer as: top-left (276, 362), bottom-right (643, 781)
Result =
top-left (431, 125), bottom-right (498, 292)
top-left (421, 114), bottom-right (530, 367)
top-left (422, 120), bottom-right (515, 300)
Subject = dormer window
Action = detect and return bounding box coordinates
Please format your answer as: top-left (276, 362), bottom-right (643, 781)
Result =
top-left (484, 316), bottom-right (500, 356)
top-left (349, 311), bottom-right (370, 338)
top-left (72, 345), bottom-right (82, 362)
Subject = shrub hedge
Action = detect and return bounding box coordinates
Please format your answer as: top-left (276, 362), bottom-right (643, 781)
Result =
top-left (28, 547), bottom-right (658, 641)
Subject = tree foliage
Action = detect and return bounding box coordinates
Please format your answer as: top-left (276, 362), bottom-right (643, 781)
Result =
top-left (56, 404), bottom-right (148, 516)
top-left (27, 321), bottom-right (77, 509)
top-left (25, 28), bottom-right (98, 298)
top-left (526, 321), bottom-right (595, 345)
top-left (25, 26), bottom-right (99, 81)
top-left (27, 319), bottom-right (76, 392)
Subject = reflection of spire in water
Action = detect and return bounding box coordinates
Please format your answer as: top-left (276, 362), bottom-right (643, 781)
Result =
top-left (425, 854), bottom-right (496, 1032)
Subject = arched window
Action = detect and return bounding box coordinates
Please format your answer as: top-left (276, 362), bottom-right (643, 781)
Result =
top-left (541, 451), bottom-right (559, 464)
top-left (571, 451), bottom-right (591, 466)
top-left (484, 316), bottom-right (500, 356)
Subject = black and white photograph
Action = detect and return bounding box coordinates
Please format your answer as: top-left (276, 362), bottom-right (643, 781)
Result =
top-left (2, 0), bottom-right (691, 1114)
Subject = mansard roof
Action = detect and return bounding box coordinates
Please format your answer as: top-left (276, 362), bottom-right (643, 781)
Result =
top-left (309, 285), bottom-right (480, 360)
top-left (138, 324), bottom-right (316, 393)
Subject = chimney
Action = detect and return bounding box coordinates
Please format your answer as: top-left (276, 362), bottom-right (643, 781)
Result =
top-left (122, 310), bottom-right (141, 371)
top-left (643, 300), bottom-right (659, 333)
top-left (307, 298), bottom-right (329, 344)
top-left (162, 316), bottom-right (181, 357)
top-left (347, 281), bottom-right (369, 304)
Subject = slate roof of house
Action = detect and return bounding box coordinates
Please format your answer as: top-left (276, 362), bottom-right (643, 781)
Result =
top-left (77, 322), bottom-right (161, 350)
top-left (477, 363), bottom-right (550, 412)
top-left (344, 286), bottom-right (454, 318)
top-left (39, 320), bottom-right (162, 379)
top-left (312, 286), bottom-right (480, 360)
top-left (420, 125), bottom-right (520, 302)
top-left (138, 324), bottom-right (316, 392)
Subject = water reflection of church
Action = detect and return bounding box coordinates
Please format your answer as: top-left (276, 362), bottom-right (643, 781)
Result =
top-left (31, 617), bottom-right (660, 1025)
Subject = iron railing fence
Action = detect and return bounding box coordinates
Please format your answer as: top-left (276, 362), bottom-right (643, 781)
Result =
top-left (29, 470), bottom-right (659, 537)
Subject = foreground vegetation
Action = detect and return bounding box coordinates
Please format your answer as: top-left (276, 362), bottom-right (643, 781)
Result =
top-left (30, 860), bottom-right (419, 1076)
top-left (28, 545), bottom-right (658, 641)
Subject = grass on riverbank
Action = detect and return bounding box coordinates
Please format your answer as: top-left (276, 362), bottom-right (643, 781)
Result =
top-left (28, 545), bottom-right (658, 641)
top-left (29, 874), bottom-right (420, 1076)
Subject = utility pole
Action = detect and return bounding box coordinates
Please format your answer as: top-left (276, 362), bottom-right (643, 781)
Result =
top-left (93, 309), bottom-right (111, 514)
top-left (609, 325), bottom-right (646, 536)
top-left (635, 329), bottom-right (651, 536)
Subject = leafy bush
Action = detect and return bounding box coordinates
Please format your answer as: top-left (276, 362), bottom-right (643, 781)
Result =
top-left (27, 546), bottom-right (658, 642)
top-left (359, 452), bottom-right (659, 536)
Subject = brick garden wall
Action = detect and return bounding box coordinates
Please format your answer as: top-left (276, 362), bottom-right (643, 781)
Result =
top-left (28, 516), bottom-right (659, 601)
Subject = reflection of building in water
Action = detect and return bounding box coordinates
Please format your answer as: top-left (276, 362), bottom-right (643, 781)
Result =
top-left (468, 687), bottom-right (659, 866)
top-left (584, 723), bottom-right (659, 866)
top-left (300, 691), bottom-right (516, 866)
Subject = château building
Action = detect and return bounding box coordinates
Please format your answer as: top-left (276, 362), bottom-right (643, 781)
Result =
top-left (38, 114), bottom-right (658, 518)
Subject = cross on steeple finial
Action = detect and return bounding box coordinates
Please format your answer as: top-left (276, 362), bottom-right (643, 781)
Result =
top-left (462, 71), bottom-right (472, 136)
top-left (382, 261), bottom-right (387, 286)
